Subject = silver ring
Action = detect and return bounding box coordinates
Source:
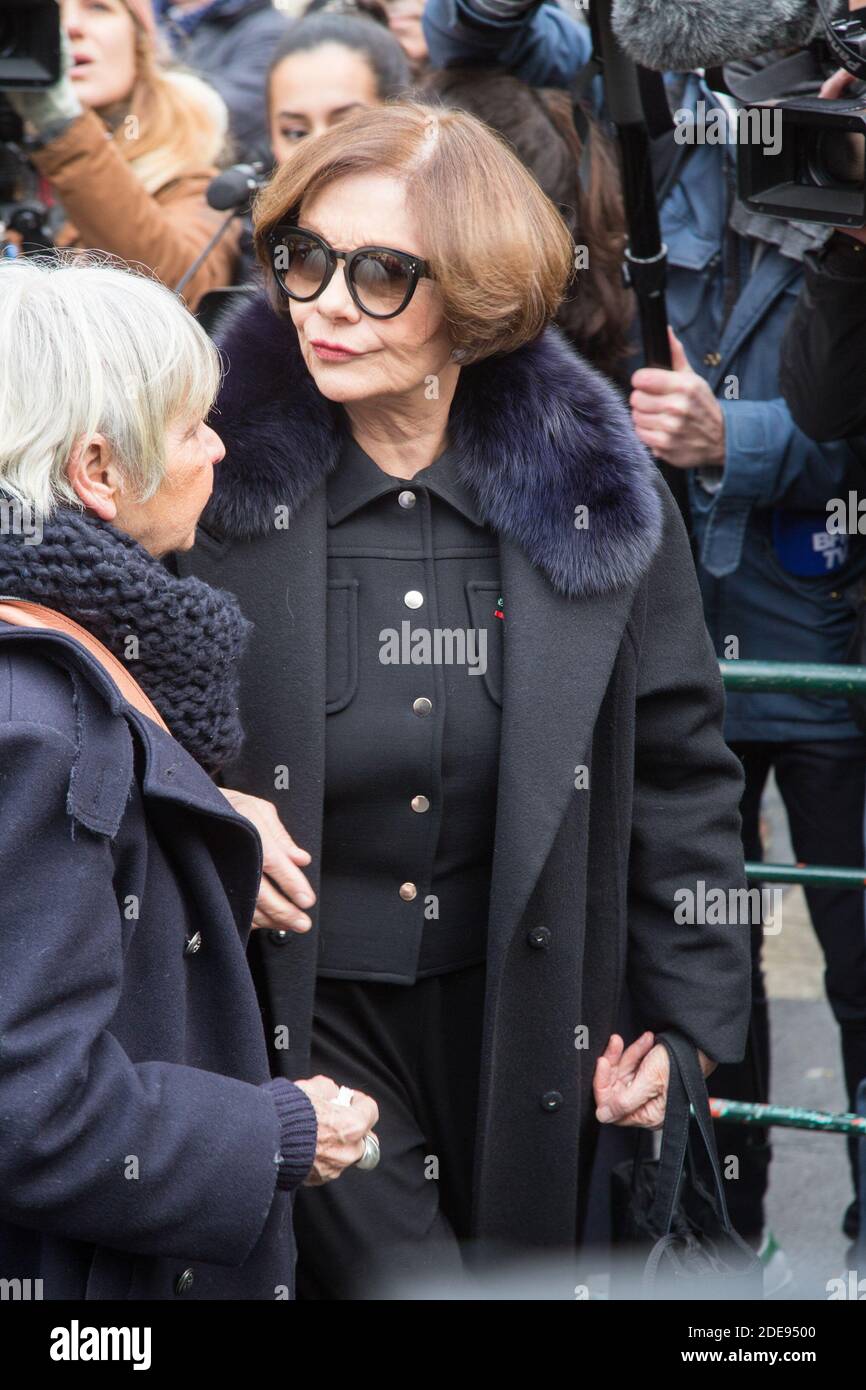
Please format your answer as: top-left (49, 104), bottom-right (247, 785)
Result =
top-left (332, 1086), bottom-right (355, 1108)
top-left (356, 1133), bottom-right (380, 1172)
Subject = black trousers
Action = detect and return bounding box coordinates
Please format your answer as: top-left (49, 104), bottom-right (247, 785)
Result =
top-left (713, 739), bottom-right (866, 1238)
top-left (293, 962), bottom-right (486, 1300)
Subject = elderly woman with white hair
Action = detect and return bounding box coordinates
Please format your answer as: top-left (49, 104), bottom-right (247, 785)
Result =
top-left (0, 256), bottom-right (378, 1301)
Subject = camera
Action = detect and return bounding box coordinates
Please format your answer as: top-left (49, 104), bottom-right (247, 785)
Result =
top-left (737, 95), bottom-right (866, 228)
top-left (0, 0), bottom-right (61, 252)
top-left (0, 0), bottom-right (61, 91)
top-left (737, 12), bottom-right (866, 226)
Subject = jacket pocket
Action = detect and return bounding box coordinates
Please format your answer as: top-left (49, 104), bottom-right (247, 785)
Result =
top-left (325, 579), bottom-right (359, 714)
top-left (664, 230), bottom-right (720, 331)
top-left (465, 580), bottom-right (504, 707)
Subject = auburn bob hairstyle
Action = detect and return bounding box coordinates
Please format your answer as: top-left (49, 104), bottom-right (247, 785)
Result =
top-left (253, 101), bottom-right (576, 363)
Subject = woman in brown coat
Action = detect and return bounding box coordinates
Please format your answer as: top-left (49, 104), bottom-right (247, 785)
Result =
top-left (7, 0), bottom-right (238, 311)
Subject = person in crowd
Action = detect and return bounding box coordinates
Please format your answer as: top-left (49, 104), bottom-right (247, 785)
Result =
top-left (7, 0), bottom-right (238, 312)
top-left (303, 0), bottom-right (426, 73)
top-left (420, 66), bottom-right (633, 382)
top-left (156, 0), bottom-right (291, 163)
top-left (219, 5), bottom-right (409, 286)
top-left (424, 0), bottom-right (866, 1267)
top-left (268, 9), bottom-right (411, 160)
top-left (0, 256), bottom-right (379, 1299)
top-left (224, 7), bottom-right (409, 286)
top-left (380, 0), bottom-right (428, 71)
top-left (423, 0), bottom-right (590, 85)
top-left (779, 62), bottom-right (866, 451)
top-left (629, 68), bottom-right (866, 1269)
top-left (175, 100), bottom-right (752, 1298)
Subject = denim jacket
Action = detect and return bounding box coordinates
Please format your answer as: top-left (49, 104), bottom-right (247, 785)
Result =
top-left (662, 74), bottom-right (865, 741)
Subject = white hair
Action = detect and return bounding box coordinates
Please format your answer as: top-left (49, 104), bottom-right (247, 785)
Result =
top-left (0, 253), bottom-right (222, 518)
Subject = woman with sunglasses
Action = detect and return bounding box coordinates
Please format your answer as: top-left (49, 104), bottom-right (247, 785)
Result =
top-left (176, 101), bottom-right (751, 1298)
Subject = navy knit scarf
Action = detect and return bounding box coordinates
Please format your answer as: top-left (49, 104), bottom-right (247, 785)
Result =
top-left (0, 507), bottom-right (251, 774)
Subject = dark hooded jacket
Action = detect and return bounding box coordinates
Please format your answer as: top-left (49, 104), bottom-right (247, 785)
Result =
top-left (177, 292), bottom-right (751, 1248)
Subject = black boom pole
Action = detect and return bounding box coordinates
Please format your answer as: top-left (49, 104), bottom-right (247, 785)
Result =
top-left (589, 0), bottom-right (691, 526)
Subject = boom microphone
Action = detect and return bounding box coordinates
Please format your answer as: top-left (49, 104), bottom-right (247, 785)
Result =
top-left (206, 162), bottom-right (268, 213)
top-left (610, 0), bottom-right (829, 72)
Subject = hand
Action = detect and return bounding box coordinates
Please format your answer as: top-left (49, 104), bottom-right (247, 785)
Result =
top-left (293, 1076), bottom-right (380, 1185)
top-left (5, 24), bottom-right (83, 136)
top-left (593, 1032), bottom-right (716, 1130)
top-left (818, 68), bottom-right (866, 244)
top-left (220, 788), bottom-right (316, 932)
top-left (630, 328), bottom-right (726, 469)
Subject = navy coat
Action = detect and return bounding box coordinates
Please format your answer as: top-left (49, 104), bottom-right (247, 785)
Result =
top-left (0, 627), bottom-right (304, 1300)
top-left (178, 293), bottom-right (753, 1250)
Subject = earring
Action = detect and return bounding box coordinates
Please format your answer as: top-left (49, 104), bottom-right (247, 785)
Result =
top-left (450, 347), bottom-right (468, 364)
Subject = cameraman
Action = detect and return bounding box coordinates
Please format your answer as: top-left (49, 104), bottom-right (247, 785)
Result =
top-left (779, 61), bottom-right (866, 445)
top-left (4, 0), bottom-right (238, 311)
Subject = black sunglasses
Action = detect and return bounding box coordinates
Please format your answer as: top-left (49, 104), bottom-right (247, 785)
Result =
top-left (267, 224), bottom-right (432, 319)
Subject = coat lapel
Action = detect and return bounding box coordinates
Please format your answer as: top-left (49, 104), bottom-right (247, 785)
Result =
top-left (272, 488), bottom-right (329, 889)
top-left (487, 538), bottom-right (636, 967)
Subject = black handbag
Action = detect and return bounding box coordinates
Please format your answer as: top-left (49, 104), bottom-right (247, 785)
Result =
top-left (610, 1030), bottom-right (763, 1299)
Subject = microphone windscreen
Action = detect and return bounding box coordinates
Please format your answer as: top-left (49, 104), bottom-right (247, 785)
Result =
top-left (207, 165), bottom-right (260, 212)
top-left (611, 0), bottom-right (823, 72)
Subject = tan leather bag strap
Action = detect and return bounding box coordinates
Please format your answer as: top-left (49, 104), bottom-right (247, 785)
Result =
top-left (0, 599), bottom-right (171, 734)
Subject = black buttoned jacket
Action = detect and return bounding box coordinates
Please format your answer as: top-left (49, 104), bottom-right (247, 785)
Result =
top-left (178, 293), bottom-right (751, 1251)
top-left (319, 433), bottom-right (502, 981)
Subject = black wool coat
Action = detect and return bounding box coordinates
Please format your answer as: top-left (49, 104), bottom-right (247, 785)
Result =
top-left (0, 630), bottom-right (303, 1299)
top-left (178, 293), bottom-right (751, 1250)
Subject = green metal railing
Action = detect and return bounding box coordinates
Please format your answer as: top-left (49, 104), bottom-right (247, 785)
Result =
top-left (720, 658), bottom-right (866, 697)
top-left (709, 1099), bottom-right (866, 1135)
top-left (745, 861), bottom-right (866, 888)
top-left (710, 660), bottom-right (866, 1135)
top-left (721, 659), bottom-right (866, 890)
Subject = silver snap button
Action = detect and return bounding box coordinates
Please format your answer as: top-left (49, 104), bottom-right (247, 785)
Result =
top-left (411, 795), bottom-right (430, 813)
top-left (398, 490), bottom-right (416, 509)
top-left (399, 882), bottom-right (418, 901)
top-left (412, 697), bottom-right (432, 716)
top-left (404, 590), bottom-right (424, 610)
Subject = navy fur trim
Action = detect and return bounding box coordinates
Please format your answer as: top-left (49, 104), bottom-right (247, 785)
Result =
top-left (205, 292), bottom-right (663, 597)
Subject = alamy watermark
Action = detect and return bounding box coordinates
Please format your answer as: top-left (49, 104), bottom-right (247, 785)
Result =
top-left (0, 1276), bottom-right (42, 1299)
top-left (674, 879), bottom-right (783, 933)
top-left (49, 1321), bottom-right (151, 1370)
top-left (0, 496), bottom-right (42, 545)
top-left (379, 622), bottom-right (487, 675)
top-left (674, 100), bottom-right (782, 158)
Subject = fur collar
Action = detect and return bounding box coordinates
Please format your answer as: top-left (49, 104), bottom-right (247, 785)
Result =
top-left (205, 292), bottom-right (664, 598)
